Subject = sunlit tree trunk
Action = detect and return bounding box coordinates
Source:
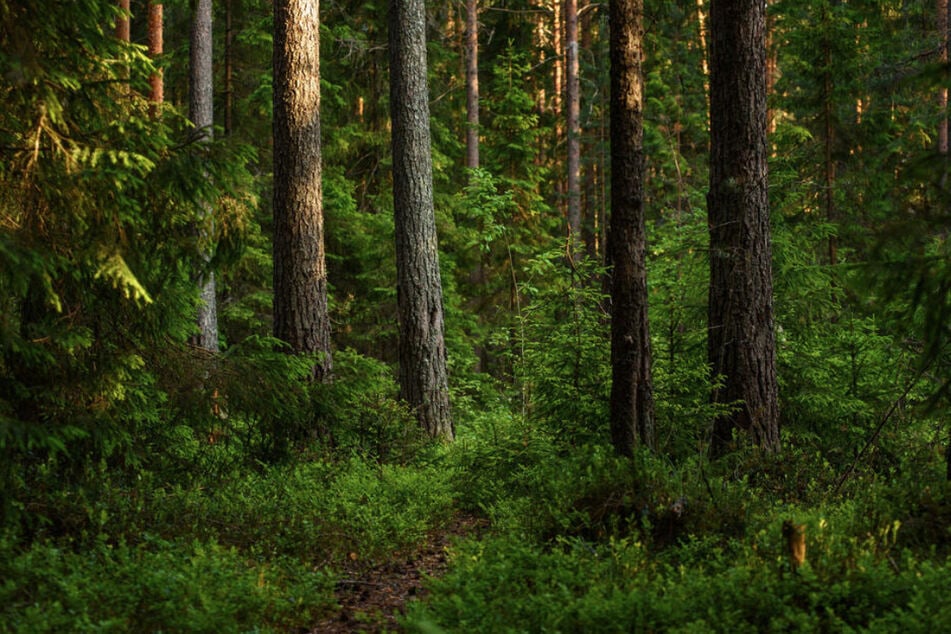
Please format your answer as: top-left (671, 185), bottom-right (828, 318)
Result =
top-left (147, 2), bottom-right (163, 108)
top-left (609, 0), bottom-right (654, 455)
top-left (116, 0), bottom-right (130, 42)
top-left (272, 0), bottom-right (333, 379)
top-left (389, 0), bottom-right (454, 440)
top-left (707, 0), bottom-right (780, 456)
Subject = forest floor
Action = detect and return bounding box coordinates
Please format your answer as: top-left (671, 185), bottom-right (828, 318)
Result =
top-left (310, 514), bottom-right (487, 633)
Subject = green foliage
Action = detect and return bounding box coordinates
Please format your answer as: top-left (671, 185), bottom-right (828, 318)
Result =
top-left (515, 254), bottom-right (611, 444)
top-left (407, 471), bottom-right (951, 633)
top-left (0, 535), bottom-right (334, 632)
top-left (315, 348), bottom-right (432, 464)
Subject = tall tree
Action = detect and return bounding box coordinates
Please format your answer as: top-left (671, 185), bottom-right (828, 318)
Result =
top-left (565, 0), bottom-right (581, 255)
top-left (224, 0), bottom-right (235, 137)
top-left (940, 0), bottom-right (949, 157)
top-left (116, 0), bottom-right (130, 42)
top-left (707, 0), bottom-right (780, 456)
top-left (389, 0), bottom-right (454, 440)
top-left (272, 0), bottom-right (333, 379)
top-left (608, 0), bottom-right (654, 455)
top-left (190, 0), bottom-right (218, 352)
top-left (147, 2), bottom-right (163, 108)
top-left (465, 0), bottom-right (480, 171)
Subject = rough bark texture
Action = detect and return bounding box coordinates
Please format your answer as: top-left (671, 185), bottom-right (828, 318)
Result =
top-left (707, 0), bottom-right (780, 456)
top-left (465, 0), bottom-right (479, 171)
top-left (389, 0), bottom-right (453, 440)
top-left (272, 0), bottom-right (332, 379)
top-left (608, 0), bottom-right (654, 455)
top-left (147, 2), bottom-right (163, 106)
top-left (565, 0), bottom-right (581, 254)
top-left (190, 0), bottom-right (218, 352)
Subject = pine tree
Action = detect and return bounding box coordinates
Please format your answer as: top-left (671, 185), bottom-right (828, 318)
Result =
top-left (272, 0), bottom-right (333, 378)
top-left (707, 0), bottom-right (780, 455)
top-left (389, 0), bottom-right (454, 440)
top-left (608, 0), bottom-right (654, 454)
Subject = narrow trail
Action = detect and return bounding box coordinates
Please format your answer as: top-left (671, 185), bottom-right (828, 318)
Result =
top-left (310, 514), bottom-right (486, 633)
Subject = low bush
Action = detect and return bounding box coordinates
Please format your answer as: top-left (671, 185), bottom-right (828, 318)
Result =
top-left (0, 535), bottom-right (334, 632)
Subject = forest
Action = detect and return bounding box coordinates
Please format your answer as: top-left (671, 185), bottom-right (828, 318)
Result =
top-left (2, 0), bottom-right (951, 631)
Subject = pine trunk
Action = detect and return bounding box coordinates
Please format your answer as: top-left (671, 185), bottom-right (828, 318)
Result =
top-left (116, 0), bottom-right (130, 42)
top-left (389, 0), bottom-right (454, 440)
top-left (272, 0), bottom-right (333, 379)
top-left (191, 0), bottom-right (218, 352)
top-left (707, 0), bottom-right (780, 456)
top-left (465, 0), bottom-right (479, 171)
top-left (147, 2), bottom-right (163, 109)
top-left (565, 0), bottom-right (581, 255)
top-left (608, 0), bottom-right (654, 455)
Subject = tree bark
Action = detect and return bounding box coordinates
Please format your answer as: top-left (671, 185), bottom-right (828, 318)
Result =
top-left (272, 0), bottom-right (333, 379)
top-left (389, 0), bottom-right (454, 440)
top-left (566, 0), bottom-right (581, 256)
top-left (115, 0), bottom-right (130, 42)
top-left (147, 2), bottom-right (163, 106)
top-left (465, 0), bottom-right (480, 171)
top-left (608, 0), bottom-right (654, 455)
top-left (190, 0), bottom-right (218, 352)
top-left (707, 0), bottom-right (780, 456)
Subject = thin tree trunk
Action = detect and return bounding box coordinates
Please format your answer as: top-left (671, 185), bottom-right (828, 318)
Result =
top-left (609, 0), bottom-right (654, 454)
top-left (696, 0), bottom-right (709, 97)
top-left (148, 2), bottom-right (163, 108)
top-left (553, 0), bottom-right (564, 129)
top-left (191, 0), bottom-right (218, 352)
top-left (581, 4), bottom-right (599, 261)
top-left (566, 0), bottom-right (581, 256)
top-left (389, 0), bottom-right (454, 440)
top-left (822, 2), bottom-right (837, 267)
top-left (465, 0), bottom-right (480, 171)
top-left (707, 0), bottom-right (780, 456)
top-left (225, 0), bottom-right (234, 137)
top-left (766, 0), bottom-right (778, 135)
top-left (272, 0), bottom-right (333, 379)
top-left (116, 0), bottom-right (130, 42)
top-left (940, 0), bottom-right (949, 156)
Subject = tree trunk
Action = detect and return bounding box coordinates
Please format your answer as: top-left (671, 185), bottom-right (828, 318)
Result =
top-left (465, 0), bottom-right (479, 171)
top-left (608, 0), bottom-right (654, 455)
top-left (565, 0), bottom-right (581, 256)
top-left (148, 2), bottom-right (163, 110)
top-left (940, 0), bottom-right (949, 156)
top-left (272, 0), bottom-right (333, 379)
top-left (190, 0), bottom-right (218, 352)
top-left (224, 0), bottom-right (234, 137)
top-left (707, 0), bottom-right (780, 456)
top-left (822, 2), bottom-right (837, 267)
top-left (389, 0), bottom-right (454, 440)
top-left (116, 0), bottom-right (130, 42)
top-left (580, 5), bottom-right (600, 262)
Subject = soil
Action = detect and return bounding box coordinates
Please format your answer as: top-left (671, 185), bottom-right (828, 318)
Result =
top-left (309, 514), bottom-right (486, 633)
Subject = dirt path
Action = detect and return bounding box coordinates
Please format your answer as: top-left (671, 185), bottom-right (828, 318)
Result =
top-left (310, 514), bottom-right (486, 633)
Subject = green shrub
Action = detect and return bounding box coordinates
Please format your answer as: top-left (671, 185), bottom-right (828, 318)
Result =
top-left (0, 535), bottom-right (334, 632)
